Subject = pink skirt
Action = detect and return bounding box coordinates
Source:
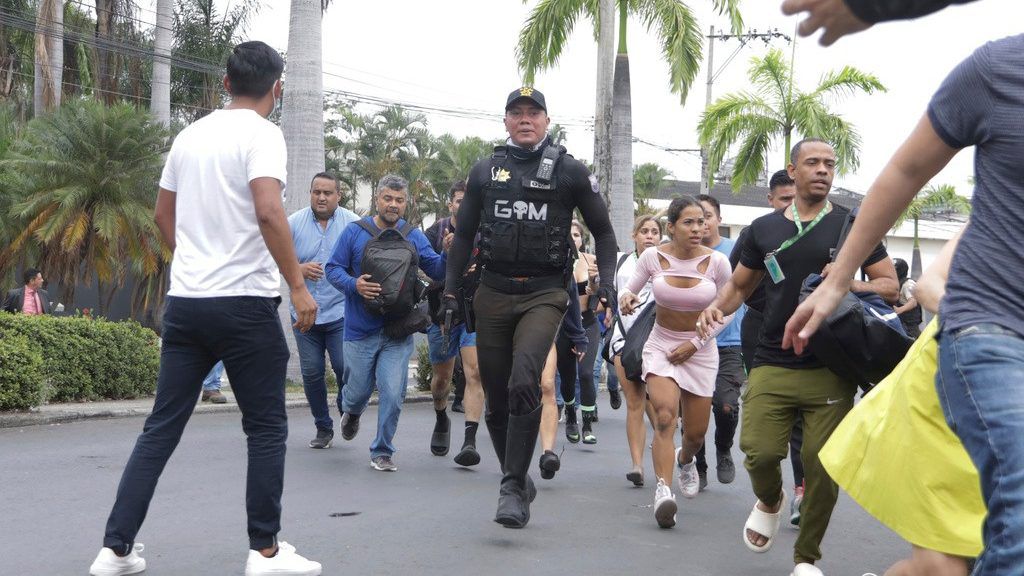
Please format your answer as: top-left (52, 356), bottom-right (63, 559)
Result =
top-left (642, 323), bottom-right (719, 397)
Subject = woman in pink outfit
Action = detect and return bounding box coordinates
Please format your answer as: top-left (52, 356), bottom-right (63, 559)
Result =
top-left (620, 196), bottom-right (733, 528)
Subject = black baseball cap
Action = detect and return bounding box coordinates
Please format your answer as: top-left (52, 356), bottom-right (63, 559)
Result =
top-left (505, 87), bottom-right (547, 112)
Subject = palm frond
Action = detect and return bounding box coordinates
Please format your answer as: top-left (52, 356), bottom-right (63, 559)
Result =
top-left (636, 0), bottom-right (702, 103)
top-left (709, 0), bottom-right (744, 34)
top-left (811, 66), bottom-right (887, 104)
top-left (516, 0), bottom-right (592, 84)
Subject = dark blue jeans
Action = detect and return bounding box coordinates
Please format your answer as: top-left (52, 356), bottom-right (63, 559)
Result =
top-left (937, 323), bottom-right (1024, 575)
top-left (293, 318), bottom-right (345, 432)
top-left (103, 296), bottom-right (289, 552)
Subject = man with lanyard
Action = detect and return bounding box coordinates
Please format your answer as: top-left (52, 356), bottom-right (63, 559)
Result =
top-left (697, 138), bottom-right (897, 576)
top-left (693, 194), bottom-right (745, 490)
top-left (423, 180), bottom-right (485, 466)
top-left (442, 87), bottom-right (618, 528)
top-left (734, 170), bottom-right (808, 527)
top-left (288, 172), bottom-right (359, 449)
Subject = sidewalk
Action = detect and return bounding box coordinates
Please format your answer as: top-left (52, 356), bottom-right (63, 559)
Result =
top-left (0, 370), bottom-right (433, 429)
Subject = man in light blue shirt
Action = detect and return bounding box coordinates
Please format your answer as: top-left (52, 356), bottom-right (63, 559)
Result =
top-left (696, 194), bottom-right (747, 490)
top-left (288, 172), bottom-right (360, 450)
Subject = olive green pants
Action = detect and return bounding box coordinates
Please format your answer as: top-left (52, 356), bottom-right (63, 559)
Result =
top-left (740, 365), bottom-right (856, 565)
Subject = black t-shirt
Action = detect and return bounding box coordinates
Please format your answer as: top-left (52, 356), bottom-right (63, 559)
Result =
top-left (731, 226), bottom-right (766, 313)
top-left (739, 204), bottom-right (888, 369)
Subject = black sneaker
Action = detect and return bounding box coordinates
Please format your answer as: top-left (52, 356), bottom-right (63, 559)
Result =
top-left (539, 450), bottom-right (560, 480)
top-left (341, 412), bottom-right (361, 441)
top-left (308, 428), bottom-right (333, 449)
top-left (609, 389), bottom-right (622, 410)
top-left (370, 454), bottom-right (397, 472)
top-left (564, 407), bottom-right (580, 443)
top-left (431, 412), bottom-right (451, 456)
top-left (697, 467), bottom-right (708, 492)
top-left (716, 449), bottom-right (736, 484)
top-left (582, 412), bottom-right (597, 444)
top-left (451, 398), bottom-right (465, 413)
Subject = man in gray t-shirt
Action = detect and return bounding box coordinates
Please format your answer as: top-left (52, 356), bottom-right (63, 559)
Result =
top-left (787, 34), bottom-right (1024, 576)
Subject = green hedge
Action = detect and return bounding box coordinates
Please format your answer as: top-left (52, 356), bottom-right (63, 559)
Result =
top-left (0, 313), bottom-right (159, 409)
top-left (0, 331), bottom-right (44, 410)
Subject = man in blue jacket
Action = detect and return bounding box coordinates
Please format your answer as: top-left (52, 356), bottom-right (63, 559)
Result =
top-left (325, 174), bottom-right (446, 472)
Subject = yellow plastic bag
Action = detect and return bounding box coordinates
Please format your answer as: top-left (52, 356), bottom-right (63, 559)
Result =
top-left (819, 318), bottom-right (984, 557)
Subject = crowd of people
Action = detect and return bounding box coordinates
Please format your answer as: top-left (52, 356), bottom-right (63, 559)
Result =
top-left (78, 1), bottom-right (1019, 575)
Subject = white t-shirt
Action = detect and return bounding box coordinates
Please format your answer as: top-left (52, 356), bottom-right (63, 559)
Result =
top-left (159, 109), bottom-right (287, 298)
top-left (609, 251), bottom-right (654, 355)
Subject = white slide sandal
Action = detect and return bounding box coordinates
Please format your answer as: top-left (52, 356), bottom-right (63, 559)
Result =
top-left (743, 490), bottom-right (788, 553)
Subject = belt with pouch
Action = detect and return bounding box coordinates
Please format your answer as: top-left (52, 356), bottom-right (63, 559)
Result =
top-left (481, 269), bottom-right (565, 294)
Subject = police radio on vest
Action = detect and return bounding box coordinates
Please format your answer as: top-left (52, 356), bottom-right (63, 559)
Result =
top-left (494, 199), bottom-right (548, 221)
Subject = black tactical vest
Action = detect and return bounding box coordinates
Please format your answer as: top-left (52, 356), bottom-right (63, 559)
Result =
top-left (478, 145), bottom-right (575, 278)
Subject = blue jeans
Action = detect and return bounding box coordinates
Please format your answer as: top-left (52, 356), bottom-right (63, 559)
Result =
top-left (202, 361), bottom-right (224, 391)
top-left (342, 331), bottom-right (414, 459)
top-left (937, 323), bottom-right (1024, 575)
top-left (104, 296), bottom-right (289, 552)
top-left (293, 318), bottom-right (346, 432)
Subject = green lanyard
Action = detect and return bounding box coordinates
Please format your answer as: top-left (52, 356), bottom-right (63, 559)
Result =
top-left (774, 201), bottom-right (831, 254)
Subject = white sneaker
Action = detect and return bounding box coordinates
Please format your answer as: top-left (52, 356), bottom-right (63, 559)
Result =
top-left (245, 541), bottom-right (322, 576)
top-left (676, 447), bottom-right (700, 498)
top-left (654, 478), bottom-right (677, 528)
top-left (89, 543), bottom-right (146, 576)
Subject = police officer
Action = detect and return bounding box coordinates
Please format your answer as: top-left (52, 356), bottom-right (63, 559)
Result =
top-left (442, 87), bottom-right (618, 528)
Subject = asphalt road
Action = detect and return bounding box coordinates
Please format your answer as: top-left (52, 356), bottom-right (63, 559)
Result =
top-left (1, 396), bottom-right (904, 575)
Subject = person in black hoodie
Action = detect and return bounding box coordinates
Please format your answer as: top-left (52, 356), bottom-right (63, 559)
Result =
top-left (442, 87), bottom-right (617, 528)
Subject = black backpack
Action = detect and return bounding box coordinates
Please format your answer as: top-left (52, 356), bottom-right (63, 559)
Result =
top-left (355, 219), bottom-right (424, 320)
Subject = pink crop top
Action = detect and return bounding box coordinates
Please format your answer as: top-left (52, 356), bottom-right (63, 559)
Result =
top-left (625, 246), bottom-right (734, 348)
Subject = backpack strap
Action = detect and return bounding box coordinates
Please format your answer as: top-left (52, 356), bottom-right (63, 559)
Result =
top-left (615, 252), bottom-right (630, 275)
top-left (398, 220), bottom-right (417, 238)
top-left (355, 218), bottom-right (380, 238)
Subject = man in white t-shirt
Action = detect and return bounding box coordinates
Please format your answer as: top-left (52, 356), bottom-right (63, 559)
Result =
top-left (89, 41), bottom-right (322, 576)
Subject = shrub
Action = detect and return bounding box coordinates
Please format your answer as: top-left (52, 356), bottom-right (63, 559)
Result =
top-left (415, 340), bottom-right (432, 392)
top-left (0, 331), bottom-right (44, 410)
top-left (0, 313), bottom-right (159, 407)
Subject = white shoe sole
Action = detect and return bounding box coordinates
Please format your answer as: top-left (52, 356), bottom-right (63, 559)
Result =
top-left (89, 561), bottom-right (146, 576)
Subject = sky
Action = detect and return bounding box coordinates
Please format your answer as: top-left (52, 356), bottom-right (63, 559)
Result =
top-left (227, 0), bottom-right (1022, 195)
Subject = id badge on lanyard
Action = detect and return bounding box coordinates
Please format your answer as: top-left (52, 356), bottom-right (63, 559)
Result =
top-left (765, 201), bottom-right (831, 285)
top-left (764, 251), bottom-right (785, 284)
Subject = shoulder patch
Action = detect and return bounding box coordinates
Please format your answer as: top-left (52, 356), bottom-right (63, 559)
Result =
top-left (588, 174), bottom-right (600, 194)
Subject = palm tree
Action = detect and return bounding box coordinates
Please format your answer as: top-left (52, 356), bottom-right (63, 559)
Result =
top-left (0, 100), bottom-right (169, 315)
top-left (32, 0), bottom-right (62, 116)
top-left (698, 48), bottom-right (885, 192)
top-left (150, 0), bottom-right (173, 127)
top-left (517, 0), bottom-right (743, 247)
top-left (893, 183), bottom-right (971, 279)
top-left (633, 162), bottom-right (671, 215)
top-left (281, 0), bottom-right (332, 214)
top-left (2, 0), bottom-right (34, 114)
top-left (172, 0), bottom-right (257, 124)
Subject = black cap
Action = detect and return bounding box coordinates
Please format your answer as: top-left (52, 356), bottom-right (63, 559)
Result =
top-left (505, 87), bottom-right (546, 112)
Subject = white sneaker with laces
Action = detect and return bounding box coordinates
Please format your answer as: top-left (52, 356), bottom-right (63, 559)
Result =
top-left (654, 478), bottom-right (677, 528)
top-left (245, 541), bottom-right (322, 576)
top-left (89, 543), bottom-right (146, 576)
top-left (676, 447), bottom-right (700, 498)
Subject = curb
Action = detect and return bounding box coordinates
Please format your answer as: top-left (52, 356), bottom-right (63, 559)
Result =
top-left (0, 391), bottom-right (435, 429)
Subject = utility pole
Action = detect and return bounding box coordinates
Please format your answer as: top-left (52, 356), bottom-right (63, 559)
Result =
top-left (700, 26), bottom-right (790, 195)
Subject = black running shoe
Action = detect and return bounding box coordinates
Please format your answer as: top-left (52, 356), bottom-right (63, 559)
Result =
top-left (609, 388), bottom-right (622, 410)
top-left (308, 428), bottom-right (333, 449)
top-left (340, 412), bottom-right (361, 441)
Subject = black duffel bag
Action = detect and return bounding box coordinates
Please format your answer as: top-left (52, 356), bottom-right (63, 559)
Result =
top-left (798, 211), bottom-right (914, 389)
top-left (799, 273), bottom-right (914, 388)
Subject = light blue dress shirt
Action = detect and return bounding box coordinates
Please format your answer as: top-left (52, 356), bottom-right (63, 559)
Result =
top-left (288, 206), bottom-right (360, 324)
